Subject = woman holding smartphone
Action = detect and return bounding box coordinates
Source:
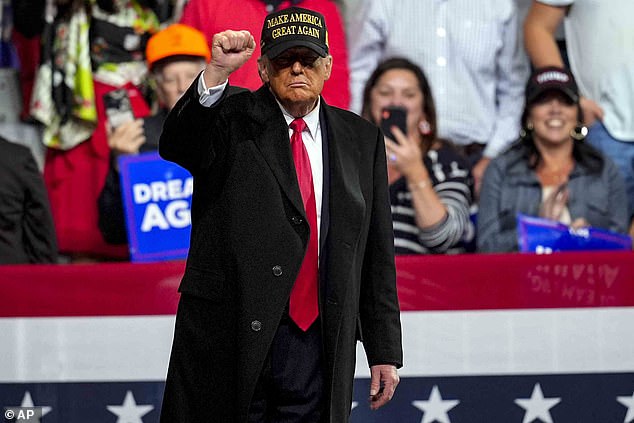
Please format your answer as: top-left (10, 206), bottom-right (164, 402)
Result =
top-left (361, 58), bottom-right (474, 254)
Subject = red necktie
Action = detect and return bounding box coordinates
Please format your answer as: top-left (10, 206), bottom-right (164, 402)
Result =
top-left (288, 118), bottom-right (319, 331)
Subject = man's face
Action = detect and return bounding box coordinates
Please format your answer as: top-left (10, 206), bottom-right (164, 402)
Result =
top-left (258, 47), bottom-right (332, 116)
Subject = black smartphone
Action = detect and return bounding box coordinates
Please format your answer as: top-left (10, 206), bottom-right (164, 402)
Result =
top-left (380, 106), bottom-right (407, 142)
top-left (103, 88), bottom-right (135, 129)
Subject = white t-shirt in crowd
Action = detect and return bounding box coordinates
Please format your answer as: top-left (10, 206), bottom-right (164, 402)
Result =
top-left (538, 0), bottom-right (634, 141)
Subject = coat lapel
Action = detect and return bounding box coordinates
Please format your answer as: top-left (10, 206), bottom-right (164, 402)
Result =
top-left (318, 106), bottom-right (330, 254)
top-left (249, 87), bottom-right (306, 218)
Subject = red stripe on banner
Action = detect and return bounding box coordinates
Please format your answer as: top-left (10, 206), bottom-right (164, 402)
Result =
top-left (0, 261), bottom-right (185, 317)
top-left (396, 251), bottom-right (634, 311)
top-left (0, 252), bottom-right (633, 317)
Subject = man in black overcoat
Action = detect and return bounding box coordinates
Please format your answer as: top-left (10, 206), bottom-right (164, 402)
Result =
top-left (159, 7), bottom-right (402, 422)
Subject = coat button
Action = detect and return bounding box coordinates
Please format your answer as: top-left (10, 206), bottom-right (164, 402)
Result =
top-left (251, 320), bottom-right (262, 332)
top-left (291, 216), bottom-right (303, 225)
top-left (272, 265), bottom-right (283, 276)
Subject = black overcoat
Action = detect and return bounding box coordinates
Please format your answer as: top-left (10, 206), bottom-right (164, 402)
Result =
top-left (159, 81), bottom-right (403, 422)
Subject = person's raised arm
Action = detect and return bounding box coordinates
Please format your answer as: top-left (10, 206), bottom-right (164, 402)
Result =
top-left (204, 30), bottom-right (256, 88)
top-left (524, 1), bottom-right (566, 68)
top-left (160, 30), bottom-right (255, 172)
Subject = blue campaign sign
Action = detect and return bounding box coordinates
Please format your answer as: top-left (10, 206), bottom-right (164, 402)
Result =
top-left (118, 152), bottom-right (192, 262)
top-left (516, 214), bottom-right (632, 253)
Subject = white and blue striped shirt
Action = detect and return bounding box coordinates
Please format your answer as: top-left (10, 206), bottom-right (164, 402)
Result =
top-left (390, 144), bottom-right (474, 254)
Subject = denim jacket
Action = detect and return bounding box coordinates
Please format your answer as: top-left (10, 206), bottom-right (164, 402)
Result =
top-left (477, 145), bottom-right (629, 252)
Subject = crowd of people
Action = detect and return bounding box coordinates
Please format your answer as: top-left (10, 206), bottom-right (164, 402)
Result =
top-left (0, 0), bottom-right (632, 264)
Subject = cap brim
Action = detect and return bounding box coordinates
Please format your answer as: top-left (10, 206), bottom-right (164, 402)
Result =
top-left (527, 86), bottom-right (579, 105)
top-left (264, 40), bottom-right (328, 59)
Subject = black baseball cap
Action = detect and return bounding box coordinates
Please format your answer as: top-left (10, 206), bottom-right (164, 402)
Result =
top-left (525, 66), bottom-right (579, 105)
top-left (261, 7), bottom-right (329, 59)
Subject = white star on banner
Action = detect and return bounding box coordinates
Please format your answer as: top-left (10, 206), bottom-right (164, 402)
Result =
top-left (106, 390), bottom-right (154, 423)
top-left (412, 385), bottom-right (460, 423)
top-left (617, 392), bottom-right (634, 423)
top-left (515, 383), bottom-right (561, 423)
top-left (4, 391), bottom-right (53, 423)
top-left (351, 401), bottom-right (358, 411)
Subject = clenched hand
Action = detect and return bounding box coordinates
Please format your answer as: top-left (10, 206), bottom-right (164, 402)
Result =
top-left (204, 30), bottom-right (256, 87)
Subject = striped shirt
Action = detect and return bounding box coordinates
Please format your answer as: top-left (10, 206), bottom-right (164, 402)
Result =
top-left (390, 143), bottom-right (474, 254)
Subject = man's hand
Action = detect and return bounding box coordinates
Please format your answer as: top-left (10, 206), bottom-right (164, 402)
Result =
top-left (204, 30), bottom-right (256, 87)
top-left (580, 96), bottom-right (604, 127)
top-left (368, 364), bottom-right (399, 410)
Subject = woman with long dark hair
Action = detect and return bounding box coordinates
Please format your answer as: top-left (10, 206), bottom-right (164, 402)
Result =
top-left (362, 57), bottom-right (474, 254)
top-left (477, 66), bottom-right (629, 252)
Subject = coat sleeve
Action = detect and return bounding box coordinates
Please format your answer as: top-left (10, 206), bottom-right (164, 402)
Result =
top-left (359, 128), bottom-right (403, 368)
top-left (159, 75), bottom-right (250, 174)
top-left (20, 147), bottom-right (58, 263)
top-left (477, 158), bottom-right (518, 252)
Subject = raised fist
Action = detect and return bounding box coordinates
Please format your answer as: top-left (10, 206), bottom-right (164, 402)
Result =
top-left (204, 30), bottom-right (256, 87)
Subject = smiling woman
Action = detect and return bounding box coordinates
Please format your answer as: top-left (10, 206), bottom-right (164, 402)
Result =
top-left (477, 67), bottom-right (630, 253)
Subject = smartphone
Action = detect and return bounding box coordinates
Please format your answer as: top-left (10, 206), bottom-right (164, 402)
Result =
top-left (103, 89), bottom-right (135, 129)
top-left (380, 106), bottom-right (407, 142)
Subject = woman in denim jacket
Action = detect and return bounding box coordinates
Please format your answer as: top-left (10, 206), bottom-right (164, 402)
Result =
top-left (478, 67), bottom-right (628, 252)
